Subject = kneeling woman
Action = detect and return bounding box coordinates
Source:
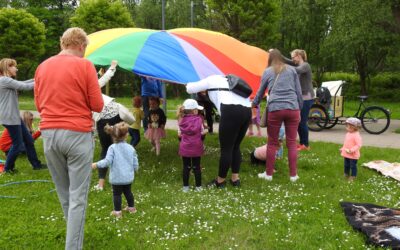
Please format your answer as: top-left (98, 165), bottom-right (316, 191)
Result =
top-left (186, 75), bottom-right (251, 188)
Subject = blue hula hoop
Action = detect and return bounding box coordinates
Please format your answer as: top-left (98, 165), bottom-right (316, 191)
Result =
top-left (0, 179), bottom-right (56, 199)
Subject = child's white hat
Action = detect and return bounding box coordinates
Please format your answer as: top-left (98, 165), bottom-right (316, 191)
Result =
top-left (345, 117), bottom-right (361, 127)
top-left (183, 99), bottom-right (204, 110)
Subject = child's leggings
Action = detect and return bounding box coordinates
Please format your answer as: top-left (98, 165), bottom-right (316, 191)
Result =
top-left (182, 157), bottom-right (201, 187)
top-left (344, 158), bottom-right (357, 177)
top-left (151, 139), bottom-right (161, 155)
top-left (112, 184), bottom-right (134, 211)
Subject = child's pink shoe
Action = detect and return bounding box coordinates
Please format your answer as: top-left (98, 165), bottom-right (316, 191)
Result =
top-left (110, 211), bottom-right (122, 218)
top-left (247, 132), bottom-right (254, 136)
top-left (256, 132), bottom-right (262, 137)
top-left (123, 206), bottom-right (137, 214)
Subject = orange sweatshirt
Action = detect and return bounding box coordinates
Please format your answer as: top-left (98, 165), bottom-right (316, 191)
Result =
top-left (34, 54), bottom-right (103, 132)
top-left (0, 129), bottom-right (41, 153)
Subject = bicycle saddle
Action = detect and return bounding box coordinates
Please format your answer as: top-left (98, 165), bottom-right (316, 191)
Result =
top-left (358, 95), bottom-right (368, 101)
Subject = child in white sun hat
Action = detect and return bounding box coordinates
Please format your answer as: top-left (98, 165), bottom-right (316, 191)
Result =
top-left (340, 117), bottom-right (362, 181)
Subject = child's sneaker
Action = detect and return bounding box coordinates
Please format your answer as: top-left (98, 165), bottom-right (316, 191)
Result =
top-left (92, 184), bottom-right (103, 191)
top-left (247, 131), bottom-right (254, 136)
top-left (297, 145), bottom-right (310, 151)
top-left (195, 186), bottom-right (203, 192)
top-left (123, 206), bottom-right (137, 214)
top-left (258, 172), bottom-right (273, 181)
top-left (256, 131), bottom-right (262, 137)
top-left (290, 175), bottom-right (299, 182)
top-left (110, 211), bottom-right (122, 218)
top-left (348, 176), bottom-right (356, 182)
top-left (182, 186), bottom-right (190, 192)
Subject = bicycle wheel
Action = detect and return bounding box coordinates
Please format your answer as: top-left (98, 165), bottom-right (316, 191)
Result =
top-left (308, 104), bottom-right (328, 131)
top-left (360, 106), bottom-right (390, 134)
top-left (325, 118), bottom-right (339, 129)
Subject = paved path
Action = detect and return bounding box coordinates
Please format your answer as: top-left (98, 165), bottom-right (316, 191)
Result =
top-left (166, 119), bottom-right (400, 149)
top-left (26, 110), bottom-right (400, 149)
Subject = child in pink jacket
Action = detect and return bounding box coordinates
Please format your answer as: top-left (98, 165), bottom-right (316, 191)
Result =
top-left (340, 117), bottom-right (362, 181)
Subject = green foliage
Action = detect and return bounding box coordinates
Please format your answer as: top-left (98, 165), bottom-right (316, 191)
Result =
top-left (0, 8), bottom-right (45, 78)
top-left (323, 0), bottom-right (400, 95)
top-left (205, 0), bottom-right (280, 50)
top-left (321, 72), bottom-right (400, 101)
top-left (134, 0), bottom-right (162, 29)
top-left (70, 0), bottom-right (135, 34)
top-left (1, 129), bottom-right (400, 249)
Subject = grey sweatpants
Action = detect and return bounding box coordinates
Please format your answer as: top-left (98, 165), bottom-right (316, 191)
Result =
top-left (42, 129), bottom-right (94, 250)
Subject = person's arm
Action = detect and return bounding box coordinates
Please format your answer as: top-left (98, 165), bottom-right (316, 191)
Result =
top-left (252, 70), bottom-right (270, 106)
top-left (349, 134), bottom-right (362, 153)
top-left (293, 62), bottom-right (311, 75)
top-left (86, 61), bottom-right (104, 113)
top-left (96, 146), bottom-right (115, 168)
top-left (282, 55), bottom-right (296, 66)
top-left (186, 78), bottom-right (210, 94)
top-left (159, 109), bottom-right (167, 127)
top-left (294, 72), bottom-right (303, 110)
top-left (3, 77), bottom-right (34, 91)
top-left (98, 61), bottom-right (117, 88)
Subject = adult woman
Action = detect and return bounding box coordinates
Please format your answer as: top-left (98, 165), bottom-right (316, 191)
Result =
top-left (252, 49), bottom-right (303, 182)
top-left (186, 75), bottom-right (251, 188)
top-left (35, 27), bottom-right (104, 250)
top-left (92, 60), bottom-right (122, 191)
top-left (283, 49), bottom-right (314, 151)
top-left (0, 58), bottom-right (45, 173)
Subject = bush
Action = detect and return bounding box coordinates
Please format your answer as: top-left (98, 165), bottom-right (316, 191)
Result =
top-left (320, 72), bottom-right (400, 101)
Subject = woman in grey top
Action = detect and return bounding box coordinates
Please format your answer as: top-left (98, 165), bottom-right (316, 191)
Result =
top-left (0, 58), bottom-right (45, 173)
top-left (283, 49), bottom-right (314, 150)
top-left (252, 49), bottom-right (303, 182)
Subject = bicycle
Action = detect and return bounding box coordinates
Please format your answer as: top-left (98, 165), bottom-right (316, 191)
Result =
top-left (308, 81), bottom-right (391, 135)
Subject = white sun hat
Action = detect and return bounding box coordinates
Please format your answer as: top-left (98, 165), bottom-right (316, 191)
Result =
top-left (183, 99), bottom-right (204, 110)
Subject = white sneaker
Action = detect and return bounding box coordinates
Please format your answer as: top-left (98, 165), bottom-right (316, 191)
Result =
top-left (258, 172), bottom-right (272, 181)
top-left (290, 175), bottom-right (299, 182)
top-left (182, 186), bottom-right (190, 192)
top-left (93, 184), bottom-right (103, 191)
top-left (195, 186), bottom-right (203, 192)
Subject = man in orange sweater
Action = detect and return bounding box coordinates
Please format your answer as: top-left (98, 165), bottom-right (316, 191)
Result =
top-left (34, 27), bottom-right (103, 250)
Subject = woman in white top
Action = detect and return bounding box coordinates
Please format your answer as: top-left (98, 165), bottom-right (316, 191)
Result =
top-left (186, 75), bottom-right (251, 188)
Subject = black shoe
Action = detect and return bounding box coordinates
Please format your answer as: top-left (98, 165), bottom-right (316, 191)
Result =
top-left (33, 164), bottom-right (47, 170)
top-left (5, 169), bottom-right (18, 174)
top-left (207, 179), bottom-right (226, 189)
top-left (230, 179), bottom-right (241, 187)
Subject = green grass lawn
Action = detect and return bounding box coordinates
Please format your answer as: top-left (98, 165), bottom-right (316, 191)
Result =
top-left (0, 129), bottom-right (399, 249)
top-left (18, 95), bottom-right (400, 120)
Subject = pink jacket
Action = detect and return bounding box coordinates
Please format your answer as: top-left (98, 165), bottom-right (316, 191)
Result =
top-left (178, 114), bottom-right (204, 157)
top-left (340, 131), bottom-right (362, 159)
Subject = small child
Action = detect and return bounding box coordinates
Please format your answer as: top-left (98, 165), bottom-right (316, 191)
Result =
top-left (129, 96), bottom-right (145, 147)
top-left (144, 97), bottom-right (166, 155)
top-left (248, 104), bottom-right (262, 137)
top-left (276, 123), bottom-right (285, 159)
top-left (340, 117), bottom-right (362, 182)
top-left (92, 122), bottom-right (139, 218)
top-left (178, 99), bottom-right (207, 192)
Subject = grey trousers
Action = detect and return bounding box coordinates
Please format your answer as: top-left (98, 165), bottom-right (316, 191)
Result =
top-left (42, 129), bottom-right (94, 250)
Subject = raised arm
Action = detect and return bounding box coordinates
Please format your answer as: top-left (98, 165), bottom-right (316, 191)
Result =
top-left (2, 77), bottom-right (34, 91)
top-left (186, 78), bottom-right (210, 94)
top-left (98, 60), bottom-right (117, 88)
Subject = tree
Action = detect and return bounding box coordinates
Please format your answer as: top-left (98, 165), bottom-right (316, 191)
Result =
top-left (205, 0), bottom-right (280, 50)
top-left (278, 0), bottom-right (331, 84)
top-left (134, 0), bottom-right (163, 29)
top-left (325, 0), bottom-right (400, 95)
top-left (70, 0), bottom-right (134, 35)
top-left (0, 8), bottom-right (45, 78)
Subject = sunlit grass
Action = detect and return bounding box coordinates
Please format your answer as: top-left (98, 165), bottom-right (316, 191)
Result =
top-left (0, 129), bottom-right (399, 249)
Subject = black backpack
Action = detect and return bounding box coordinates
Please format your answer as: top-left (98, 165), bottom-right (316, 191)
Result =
top-left (208, 74), bottom-right (253, 98)
top-left (316, 86), bottom-right (332, 108)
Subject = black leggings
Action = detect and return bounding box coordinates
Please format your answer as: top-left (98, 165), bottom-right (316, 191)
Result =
top-left (112, 184), bottom-right (134, 211)
top-left (218, 104), bottom-right (251, 178)
top-left (96, 115), bottom-right (122, 179)
top-left (182, 157), bottom-right (201, 187)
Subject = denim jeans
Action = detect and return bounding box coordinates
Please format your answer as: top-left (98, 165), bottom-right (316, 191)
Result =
top-left (344, 158), bottom-right (358, 177)
top-left (298, 99), bottom-right (314, 146)
top-left (3, 121), bottom-right (41, 171)
top-left (128, 128), bottom-right (140, 147)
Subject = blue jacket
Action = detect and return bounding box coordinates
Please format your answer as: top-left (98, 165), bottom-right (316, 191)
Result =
top-left (141, 77), bottom-right (163, 97)
top-left (96, 142), bottom-right (139, 185)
